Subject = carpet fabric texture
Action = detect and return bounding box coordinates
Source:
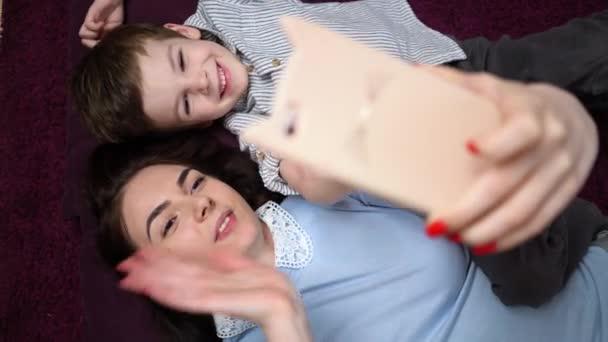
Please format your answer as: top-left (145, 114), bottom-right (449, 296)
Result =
top-left (1, 0), bottom-right (82, 341)
top-left (1, 0), bottom-right (4, 40)
top-left (1, 0), bottom-right (606, 341)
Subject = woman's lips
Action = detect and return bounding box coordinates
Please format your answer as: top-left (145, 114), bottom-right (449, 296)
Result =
top-left (215, 210), bottom-right (235, 242)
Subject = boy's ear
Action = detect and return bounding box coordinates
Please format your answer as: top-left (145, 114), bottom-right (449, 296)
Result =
top-left (164, 23), bottom-right (202, 40)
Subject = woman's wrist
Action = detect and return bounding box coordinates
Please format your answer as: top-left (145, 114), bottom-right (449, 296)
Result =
top-left (265, 314), bottom-right (311, 342)
top-left (262, 297), bottom-right (311, 342)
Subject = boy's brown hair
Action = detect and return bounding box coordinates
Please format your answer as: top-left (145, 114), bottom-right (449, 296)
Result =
top-left (71, 24), bottom-right (183, 143)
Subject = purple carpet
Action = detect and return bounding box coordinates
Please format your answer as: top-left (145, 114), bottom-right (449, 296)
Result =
top-left (1, 0), bottom-right (606, 341)
top-left (0, 0), bottom-right (83, 341)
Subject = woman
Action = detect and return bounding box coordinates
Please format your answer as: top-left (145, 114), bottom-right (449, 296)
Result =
top-left (88, 126), bottom-right (607, 342)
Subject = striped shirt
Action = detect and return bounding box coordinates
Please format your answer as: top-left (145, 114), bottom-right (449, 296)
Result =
top-left (184, 0), bottom-right (466, 195)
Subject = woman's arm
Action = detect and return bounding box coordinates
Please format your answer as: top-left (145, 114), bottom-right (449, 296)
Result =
top-left (262, 307), bottom-right (312, 342)
top-left (118, 248), bottom-right (312, 342)
top-left (472, 198), bottom-right (607, 307)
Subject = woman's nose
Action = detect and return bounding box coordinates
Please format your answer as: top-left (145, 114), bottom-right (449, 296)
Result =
top-left (193, 195), bottom-right (214, 222)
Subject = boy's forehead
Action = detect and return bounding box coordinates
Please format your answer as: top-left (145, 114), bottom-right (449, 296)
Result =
top-left (136, 40), bottom-right (182, 127)
top-left (141, 37), bottom-right (184, 54)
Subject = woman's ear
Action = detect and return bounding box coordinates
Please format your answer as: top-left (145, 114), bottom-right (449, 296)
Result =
top-left (164, 23), bottom-right (202, 40)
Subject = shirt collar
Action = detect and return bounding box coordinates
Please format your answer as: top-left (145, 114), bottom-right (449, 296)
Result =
top-left (214, 201), bottom-right (313, 338)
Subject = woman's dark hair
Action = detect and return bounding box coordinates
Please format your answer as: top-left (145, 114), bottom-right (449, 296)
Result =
top-left (86, 127), bottom-right (284, 341)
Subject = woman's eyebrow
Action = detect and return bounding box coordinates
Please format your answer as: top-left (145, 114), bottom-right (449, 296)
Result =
top-left (146, 201), bottom-right (170, 241)
top-left (177, 168), bottom-right (192, 188)
top-left (145, 168), bottom-right (193, 241)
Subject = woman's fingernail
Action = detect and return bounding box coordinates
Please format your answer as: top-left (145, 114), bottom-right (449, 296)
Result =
top-left (426, 220), bottom-right (448, 238)
top-left (118, 278), bottom-right (131, 290)
top-left (448, 233), bottom-right (462, 243)
top-left (116, 262), bottom-right (127, 273)
top-left (466, 140), bottom-right (480, 155)
top-left (472, 242), bottom-right (497, 256)
top-left (119, 278), bottom-right (143, 294)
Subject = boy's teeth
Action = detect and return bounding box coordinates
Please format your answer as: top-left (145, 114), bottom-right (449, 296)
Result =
top-left (219, 67), bottom-right (226, 94)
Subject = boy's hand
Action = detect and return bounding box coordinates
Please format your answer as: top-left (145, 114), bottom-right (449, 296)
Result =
top-left (79, 0), bottom-right (124, 48)
top-left (420, 66), bottom-right (598, 254)
top-left (280, 159), bottom-right (353, 205)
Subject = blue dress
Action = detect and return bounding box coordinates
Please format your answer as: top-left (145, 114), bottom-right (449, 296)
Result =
top-left (229, 193), bottom-right (607, 342)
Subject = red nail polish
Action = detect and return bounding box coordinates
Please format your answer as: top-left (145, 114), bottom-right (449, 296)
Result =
top-left (426, 220), bottom-right (448, 238)
top-left (472, 242), bottom-right (497, 256)
top-left (466, 140), bottom-right (480, 155)
top-left (448, 233), bottom-right (462, 243)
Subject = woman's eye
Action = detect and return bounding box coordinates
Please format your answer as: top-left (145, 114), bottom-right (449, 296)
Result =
top-left (162, 216), bottom-right (177, 238)
top-left (191, 176), bottom-right (205, 193)
top-left (184, 94), bottom-right (190, 116)
top-left (179, 50), bottom-right (185, 72)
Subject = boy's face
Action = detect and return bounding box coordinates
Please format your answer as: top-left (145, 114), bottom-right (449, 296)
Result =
top-left (139, 30), bottom-right (248, 129)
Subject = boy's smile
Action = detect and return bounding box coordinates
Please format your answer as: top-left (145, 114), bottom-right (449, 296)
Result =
top-left (138, 32), bottom-right (248, 129)
top-left (216, 61), bottom-right (230, 99)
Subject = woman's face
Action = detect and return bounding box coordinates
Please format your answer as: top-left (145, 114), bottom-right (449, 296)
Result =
top-left (120, 164), bottom-right (271, 261)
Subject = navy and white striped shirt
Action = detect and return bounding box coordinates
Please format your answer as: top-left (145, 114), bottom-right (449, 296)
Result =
top-left (184, 0), bottom-right (466, 195)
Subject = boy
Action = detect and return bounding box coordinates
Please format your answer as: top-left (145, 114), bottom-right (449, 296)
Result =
top-left (73, 0), bottom-right (606, 252)
top-left (74, 0), bottom-right (469, 195)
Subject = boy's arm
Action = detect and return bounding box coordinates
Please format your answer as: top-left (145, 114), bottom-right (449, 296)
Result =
top-left (225, 113), bottom-right (298, 196)
top-left (279, 159), bottom-right (353, 205)
top-left (225, 112), bottom-right (352, 202)
top-left (79, 0), bottom-right (124, 48)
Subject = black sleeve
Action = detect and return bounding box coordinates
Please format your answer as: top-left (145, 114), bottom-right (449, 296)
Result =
top-left (450, 10), bottom-right (608, 114)
top-left (472, 198), bottom-right (607, 307)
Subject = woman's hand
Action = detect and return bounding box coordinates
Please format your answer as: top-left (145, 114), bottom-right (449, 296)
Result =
top-left (421, 66), bottom-right (598, 255)
top-left (79, 0), bottom-right (124, 48)
top-left (280, 158), bottom-right (353, 205)
top-left (117, 247), bottom-right (312, 342)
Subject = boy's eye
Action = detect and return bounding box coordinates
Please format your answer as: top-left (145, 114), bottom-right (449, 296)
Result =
top-left (162, 216), bottom-right (177, 238)
top-left (184, 94), bottom-right (190, 116)
top-left (178, 50), bottom-right (185, 72)
top-left (191, 176), bottom-right (205, 194)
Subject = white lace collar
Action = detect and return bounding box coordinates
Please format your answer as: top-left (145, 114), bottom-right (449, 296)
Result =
top-left (214, 201), bottom-right (313, 339)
